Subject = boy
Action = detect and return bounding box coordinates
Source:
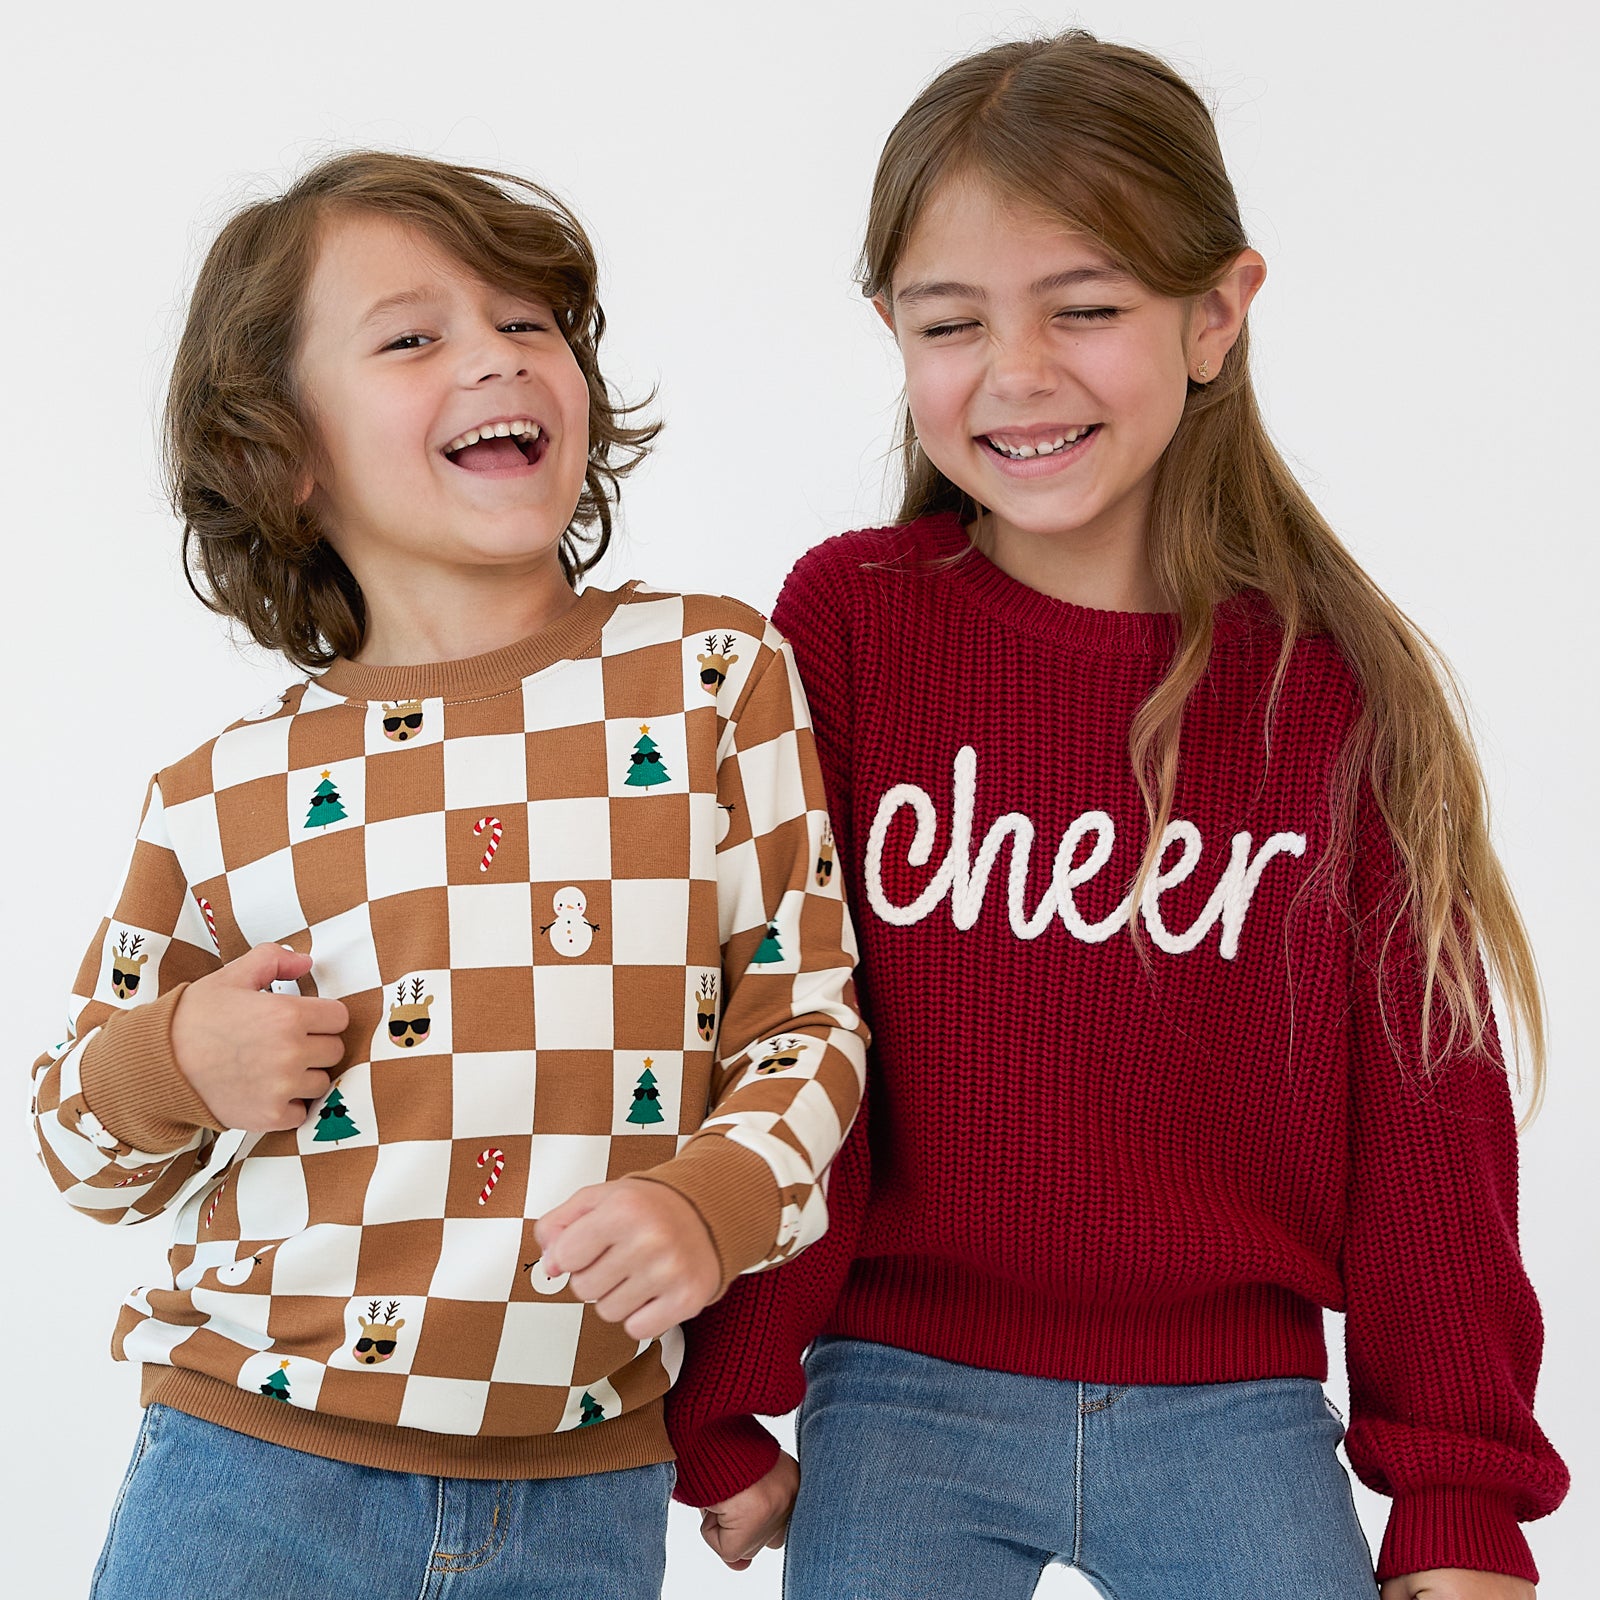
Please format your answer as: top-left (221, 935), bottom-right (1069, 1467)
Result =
top-left (31, 151), bottom-right (865, 1600)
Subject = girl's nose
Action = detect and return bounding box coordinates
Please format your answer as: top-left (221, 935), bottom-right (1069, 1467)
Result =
top-left (987, 335), bottom-right (1058, 401)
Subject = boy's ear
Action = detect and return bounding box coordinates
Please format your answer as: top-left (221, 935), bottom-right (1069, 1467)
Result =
top-left (872, 294), bottom-right (896, 335)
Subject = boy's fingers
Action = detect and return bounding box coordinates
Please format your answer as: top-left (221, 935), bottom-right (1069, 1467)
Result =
top-left (296, 996), bottom-right (350, 1034)
top-left (620, 1295), bottom-right (677, 1340)
top-left (534, 1185), bottom-right (604, 1253)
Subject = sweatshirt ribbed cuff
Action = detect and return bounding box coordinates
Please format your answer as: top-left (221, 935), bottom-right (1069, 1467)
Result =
top-left (632, 1137), bottom-right (781, 1291)
top-left (669, 1414), bottom-right (782, 1507)
top-left (1376, 1488), bottom-right (1537, 1584)
top-left (77, 985), bottom-right (225, 1152)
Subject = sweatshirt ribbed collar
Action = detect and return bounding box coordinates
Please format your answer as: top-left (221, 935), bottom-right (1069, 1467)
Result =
top-left (312, 582), bottom-right (630, 704)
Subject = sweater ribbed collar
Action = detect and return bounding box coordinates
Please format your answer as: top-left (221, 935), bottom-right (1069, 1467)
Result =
top-left (312, 582), bottom-right (630, 704)
top-left (916, 512), bottom-right (1263, 655)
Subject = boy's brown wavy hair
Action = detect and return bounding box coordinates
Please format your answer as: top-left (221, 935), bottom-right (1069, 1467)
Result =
top-left (166, 150), bottom-right (657, 670)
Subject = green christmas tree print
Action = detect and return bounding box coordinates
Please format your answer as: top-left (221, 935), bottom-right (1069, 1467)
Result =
top-left (304, 770), bottom-right (348, 829)
top-left (752, 921), bottom-right (784, 964)
top-left (624, 725), bottom-right (670, 789)
top-left (313, 1087), bottom-right (360, 1143)
top-left (578, 1391), bottom-right (606, 1426)
top-left (259, 1360), bottom-right (291, 1402)
top-left (627, 1061), bottom-right (665, 1126)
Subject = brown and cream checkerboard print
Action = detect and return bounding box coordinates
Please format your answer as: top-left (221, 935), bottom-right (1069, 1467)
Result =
top-left (31, 582), bottom-right (866, 1478)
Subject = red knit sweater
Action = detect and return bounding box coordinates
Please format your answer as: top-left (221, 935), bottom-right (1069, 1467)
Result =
top-left (665, 514), bottom-right (1566, 1583)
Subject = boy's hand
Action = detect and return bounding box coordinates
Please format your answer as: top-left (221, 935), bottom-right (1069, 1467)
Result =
top-left (534, 1178), bottom-right (721, 1340)
top-left (699, 1452), bottom-right (800, 1570)
top-left (171, 945), bottom-right (349, 1131)
top-left (1382, 1573), bottom-right (1535, 1599)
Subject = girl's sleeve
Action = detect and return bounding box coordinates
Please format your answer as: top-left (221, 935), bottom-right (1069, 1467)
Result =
top-left (30, 777), bottom-right (225, 1224)
top-left (665, 542), bottom-right (874, 1506)
top-left (1342, 795), bottom-right (1568, 1583)
top-left (631, 618), bottom-right (868, 1294)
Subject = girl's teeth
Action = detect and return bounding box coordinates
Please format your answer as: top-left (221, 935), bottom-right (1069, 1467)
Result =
top-left (990, 427), bottom-right (1088, 459)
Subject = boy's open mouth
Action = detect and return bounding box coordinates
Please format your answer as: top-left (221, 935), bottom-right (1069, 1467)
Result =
top-left (442, 418), bottom-right (546, 471)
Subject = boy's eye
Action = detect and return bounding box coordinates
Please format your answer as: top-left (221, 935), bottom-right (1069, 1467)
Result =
top-left (500, 319), bottom-right (548, 334)
top-left (383, 333), bottom-right (434, 351)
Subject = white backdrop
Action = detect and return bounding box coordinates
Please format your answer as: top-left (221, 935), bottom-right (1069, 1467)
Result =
top-left (4, 2), bottom-right (1594, 1594)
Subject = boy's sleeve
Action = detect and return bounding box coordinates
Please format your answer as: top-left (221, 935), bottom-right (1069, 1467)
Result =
top-left (632, 627), bottom-right (868, 1291)
top-left (665, 544), bottom-right (873, 1506)
top-left (1341, 795), bottom-right (1567, 1583)
top-left (30, 777), bottom-right (226, 1224)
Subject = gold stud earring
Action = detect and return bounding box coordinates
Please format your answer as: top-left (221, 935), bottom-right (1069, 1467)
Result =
top-left (1197, 358), bottom-right (1211, 382)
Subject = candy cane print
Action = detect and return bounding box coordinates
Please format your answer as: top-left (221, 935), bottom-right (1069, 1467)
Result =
top-left (196, 894), bottom-right (220, 951)
top-left (476, 1147), bottom-right (506, 1205)
top-left (473, 816), bottom-right (503, 872)
top-left (205, 1178), bottom-right (228, 1229)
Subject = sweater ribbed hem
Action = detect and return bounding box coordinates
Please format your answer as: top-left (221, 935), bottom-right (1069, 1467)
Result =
top-left (79, 985), bottom-right (224, 1151)
top-left (828, 1258), bottom-right (1328, 1384)
top-left (635, 1137), bottom-right (782, 1290)
top-left (669, 1415), bottom-right (782, 1508)
top-left (313, 583), bottom-right (628, 703)
top-left (1376, 1488), bottom-right (1537, 1584)
top-left (142, 1366), bottom-right (673, 1480)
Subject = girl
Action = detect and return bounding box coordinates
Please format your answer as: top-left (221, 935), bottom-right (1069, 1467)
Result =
top-left (665, 31), bottom-right (1567, 1600)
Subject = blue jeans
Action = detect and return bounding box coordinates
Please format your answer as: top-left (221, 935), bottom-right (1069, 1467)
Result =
top-left (91, 1405), bottom-right (672, 1599)
top-left (786, 1338), bottom-right (1377, 1599)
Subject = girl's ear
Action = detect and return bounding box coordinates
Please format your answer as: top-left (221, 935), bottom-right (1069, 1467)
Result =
top-left (1189, 248), bottom-right (1267, 376)
top-left (873, 294), bottom-right (896, 335)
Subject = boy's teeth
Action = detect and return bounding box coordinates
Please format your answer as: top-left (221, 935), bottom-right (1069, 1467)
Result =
top-left (445, 419), bottom-right (541, 455)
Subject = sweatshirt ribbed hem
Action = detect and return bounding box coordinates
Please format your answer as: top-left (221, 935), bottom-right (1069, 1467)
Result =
top-left (78, 985), bottom-right (223, 1151)
top-left (828, 1258), bottom-right (1328, 1384)
top-left (142, 1366), bottom-right (673, 1480)
top-left (1377, 1487), bottom-right (1537, 1584)
top-left (669, 1415), bottom-right (782, 1508)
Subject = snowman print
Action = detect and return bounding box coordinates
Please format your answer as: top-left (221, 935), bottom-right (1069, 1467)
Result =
top-left (541, 887), bottom-right (601, 958)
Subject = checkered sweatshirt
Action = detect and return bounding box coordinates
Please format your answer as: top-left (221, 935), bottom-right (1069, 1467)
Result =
top-left (30, 582), bottom-right (866, 1478)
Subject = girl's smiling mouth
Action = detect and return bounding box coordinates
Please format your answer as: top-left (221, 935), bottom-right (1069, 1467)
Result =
top-left (442, 416), bottom-right (547, 473)
top-left (979, 423), bottom-right (1101, 473)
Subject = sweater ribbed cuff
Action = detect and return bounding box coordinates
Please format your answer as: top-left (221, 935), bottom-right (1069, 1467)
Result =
top-left (669, 1414), bottom-right (782, 1507)
top-left (1376, 1488), bottom-right (1537, 1584)
top-left (632, 1137), bottom-right (781, 1292)
top-left (77, 985), bottom-right (225, 1152)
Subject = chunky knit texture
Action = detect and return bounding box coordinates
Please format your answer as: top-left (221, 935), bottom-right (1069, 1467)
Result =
top-left (665, 515), bottom-right (1567, 1584)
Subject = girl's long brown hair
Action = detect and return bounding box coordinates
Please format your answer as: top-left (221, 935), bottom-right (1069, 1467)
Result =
top-left (864, 31), bottom-right (1544, 1108)
top-left (167, 151), bottom-right (657, 671)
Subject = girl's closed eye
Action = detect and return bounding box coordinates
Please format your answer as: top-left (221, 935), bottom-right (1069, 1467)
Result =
top-left (1058, 306), bottom-right (1120, 323)
top-left (918, 320), bottom-right (980, 340)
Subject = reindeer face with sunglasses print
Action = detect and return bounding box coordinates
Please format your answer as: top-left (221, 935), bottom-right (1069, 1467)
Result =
top-left (380, 699), bottom-right (425, 742)
top-left (387, 978), bottom-right (434, 1049)
top-left (110, 932), bottom-right (148, 1000)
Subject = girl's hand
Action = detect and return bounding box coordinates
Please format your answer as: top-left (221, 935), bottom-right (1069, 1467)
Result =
top-left (171, 945), bottom-right (349, 1130)
top-left (699, 1451), bottom-right (800, 1570)
top-left (534, 1178), bottom-right (722, 1340)
top-left (1381, 1572), bottom-right (1535, 1599)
